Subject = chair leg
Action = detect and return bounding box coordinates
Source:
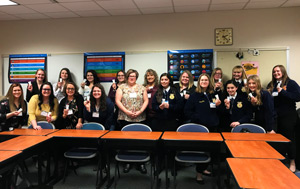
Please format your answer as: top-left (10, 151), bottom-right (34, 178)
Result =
top-left (114, 161), bottom-right (119, 189)
top-left (150, 160), bottom-right (153, 189)
top-left (173, 160), bottom-right (177, 188)
top-left (96, 154), bottom-right (102, 186)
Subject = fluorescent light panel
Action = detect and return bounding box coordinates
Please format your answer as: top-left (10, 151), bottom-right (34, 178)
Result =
top-left (0, 0), bottom-right (18, 6)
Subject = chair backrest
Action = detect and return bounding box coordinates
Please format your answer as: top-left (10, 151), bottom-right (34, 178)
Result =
top-left (121, 123), bottom-right (152, 132)
top-left (177, 123), bottom-right (209, 133)
top-left (82, 122), bottom-right (105, 130)
top-left (231, 123), bottom-right (266, 133)
top-left (28, 121), bottom-right (55, 129)
top-left (295, 171), bottom-right (300, 179)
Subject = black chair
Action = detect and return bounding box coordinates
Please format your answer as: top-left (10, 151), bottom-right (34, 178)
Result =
top-left (63, 122), bottom-right (105, 186)
top-left (114, 123), bottom-right (154, 188)
top-left (231, 123), bottom-right (266, 133)
top-left (173, 123), bottom-right (211, 187)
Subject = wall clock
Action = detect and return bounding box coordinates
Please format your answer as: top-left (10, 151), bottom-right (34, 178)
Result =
top-left (215, 28), bottom-right (233, 46)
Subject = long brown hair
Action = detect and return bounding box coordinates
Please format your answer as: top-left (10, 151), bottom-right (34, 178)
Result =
top-left (210, 67), bottom-right (224, 90)
top-left (90, 83), bottom-right (107, 112)
top-left (143, 69), bottom-right (159, 87)
top-left (246, 75), bottom-right (262, 106)
top-left (195, 73), bottom-right (214, 94)
top-left (268, 65), bottom-right (290, 93)
top-left (5, 83), bottom-right (27, 113)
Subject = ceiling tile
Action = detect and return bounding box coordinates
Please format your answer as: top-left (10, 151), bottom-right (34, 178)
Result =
top-left (140, 7), bottom-right (174, 14)
top-left (175, 5), bottom-right (209, 13)
top-left (210, 3), bottom-right (246, 10)
top-left (15, 13), bottom-right (50, 19)
top-left (0, 13), bottom-right (20, 20)
top-left (282, 0), bottom-right (300, 7)
top-left (26, 3), bottom-right (69, 13)
top-left (107, 8), bottom-right (141, 16)
top-left (0, 5), bottom-right (37, 14)
top-left (14, 0), bottom-right (52, 4)
top-left (61, 2), bottom-right (103, 11)
top-left (57, 0), bottom-right (92, 2)
top-left (96, 0), bottom-right (137, 9)
top-left (44, 11), bottom-right (79, 18)
top-left (173, 0), bottom-right (210, 6)
top-left (75, 10), bottom-right (110, 17)
top-left (212, 0), bottom-right (248, 4)
top-left (245, 1), bottom-right (286, 9)
top-left (134, 0), bottom-right (172, 8)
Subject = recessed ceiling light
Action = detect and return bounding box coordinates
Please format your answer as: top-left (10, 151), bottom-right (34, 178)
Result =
top-left (0, 0), bottom-right (18, 6)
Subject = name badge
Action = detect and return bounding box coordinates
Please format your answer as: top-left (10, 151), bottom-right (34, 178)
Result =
top-left (180, 93), bottom-right (183, 97)
top-left (129, 93), bottom-right (137, 98)
top-left (92, 112), bottom-right (99, 117)
top-left (148, 93), bottom-right (151, 98)
top-left (41, 111), bottom-right (48, 116)
top-left (68, 110), bottom-right (73, 115)
top-left (272, 92), bottom-right (278, 97)
top-left (210, 103), bottom-right (216, 108)
top-left (17, 112), bottom-right (22, 116)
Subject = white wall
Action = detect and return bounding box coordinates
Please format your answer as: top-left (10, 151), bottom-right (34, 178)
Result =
top-left (1, 7), bottom-right (300, 97)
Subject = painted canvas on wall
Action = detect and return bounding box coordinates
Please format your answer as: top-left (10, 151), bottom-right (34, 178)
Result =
top-left (242, 61), bottom-right (259, 76)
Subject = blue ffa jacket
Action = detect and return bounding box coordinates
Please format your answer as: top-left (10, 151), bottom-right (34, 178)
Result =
top-left (184, 92), bottom-right (219, 128)
top-left (224, 93), bottom-right (252, 124)
top-left (271, 79), bottom-right (300, 116)
top-left (83, 98), bottom-right (114, 130)
top-left (251, 90), bottom-right (276, 132)
top-left (152, 88), bottom-right (184, 120)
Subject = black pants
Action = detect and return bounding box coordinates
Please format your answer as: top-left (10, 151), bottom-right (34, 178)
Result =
top-left (277, 111), bottom-right (299, 159)
top-left (151, 118), bottom-right (179, 131)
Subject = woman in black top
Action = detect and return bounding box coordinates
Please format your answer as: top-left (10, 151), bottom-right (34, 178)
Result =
top-left (0, 83), bottom-right (27, 131)
top-left (57, 82), bottom-right (84, 129)
top-left (84, 83), bottom-right (114, 130)
top-left (267, 65), bottom-right (300, 172)
top-left (26, 69), bottom-right (47, 102)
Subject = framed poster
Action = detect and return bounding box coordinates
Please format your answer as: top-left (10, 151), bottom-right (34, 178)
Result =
top-left (84, 52), bottom-right (125, 82)
top-left (168, 49), bottom-right (213, 81)
top-left (9, 54), bottom-right (47, 83)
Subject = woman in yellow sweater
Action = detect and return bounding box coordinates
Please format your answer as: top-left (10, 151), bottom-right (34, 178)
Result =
top-left (28, 82), bottom-right (58, 130)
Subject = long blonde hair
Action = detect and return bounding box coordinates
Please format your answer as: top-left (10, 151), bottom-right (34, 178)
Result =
top-left (210, 67), bottom-right (224, 90)
top-left (246, 75), bottom-right (262, 106)
top-left (195, 73), bottom-right (214, 94)
top-left (5, 83), bottom-right (27, 113)
top-left (231, 65), bottom-right (247, 80)
top-left (179, 70), bottom-right (194, 89)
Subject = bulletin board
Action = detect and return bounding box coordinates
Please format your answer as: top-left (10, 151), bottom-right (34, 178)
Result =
top-left (215, 49), bottom-right (288, 88)
top-left (8, 54), bottom-right (47, 83)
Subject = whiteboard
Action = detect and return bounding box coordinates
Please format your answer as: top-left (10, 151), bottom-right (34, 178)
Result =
top-left (2, 52), bottom-right (168, 96)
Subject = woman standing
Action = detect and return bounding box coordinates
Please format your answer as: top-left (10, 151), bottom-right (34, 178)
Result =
top-left (57, 82), bottom-right (84, 129)
top-left (174, 70), bottom-right (196, 100)
top-left (0, 83), bottom-right (27, 131)
top-left (108, 70), bottom-right (126, 130)
top-left (152, 73), bottom-right (183, 131)
top-left (268, 65), bottom-right (300, 172)
top-left (223, 80), bottom-right (252, 130)
top-left (28, 82), bottom-right (58, 130)
top-left (211, 67), bottom-right (224, 94)
top-left (184, 73), bottom-right (221, 130)
top-left (26, 69), bottom-right (47, 102)
top-left (115, 69), bottom-right (148, 128)
top-left (79, 70), bottom-right (100, 101)
top-left (53, 68), bottom-right (74, 103)
top-left (247, 75), bottom-right (276, 133)
top-left (143, 69), bottom-right (159, 127)
top-left (108, 70), bottom-right (126, 103)
top-left (84, 83), bottom-right (114, 130)
top-left (231, 65), bottom-right (247, 94)
top-left (115, 69), bottom-right (148, 173)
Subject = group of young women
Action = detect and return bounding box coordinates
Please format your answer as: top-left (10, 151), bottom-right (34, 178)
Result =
top-left (0, 64), bottom-right (299, 179)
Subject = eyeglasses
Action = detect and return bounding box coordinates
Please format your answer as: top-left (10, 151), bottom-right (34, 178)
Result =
top-left (66, 88), bottom-right (75, 91)
top-left (42, 89), bottom-right (51, 91)
top-left (117, 75), bottom-right (125, 77)
top-left (128, 76), bottom-right (136, 78)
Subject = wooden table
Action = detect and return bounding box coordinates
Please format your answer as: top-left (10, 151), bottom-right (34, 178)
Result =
top-left (101, 131), bottom-right (162, 188)
top-left (0, 136), bottom-right (52, 151)
top-left (0, 151), bottom-right (22, 162)
top-left (0, 150), bottom-right (22, 187)
top-left (0, 128), bottom-right (58, 136)
top-left (225, 140), bottom-right (285, 159)
top-left (48, 129), bottom-right (108, 138)
top-left (161, 132), bottom-right (223, 188)
top-left (227, 158), bottom-right (300, 189)
top-left (222, 132), bottom-right (290, 142)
